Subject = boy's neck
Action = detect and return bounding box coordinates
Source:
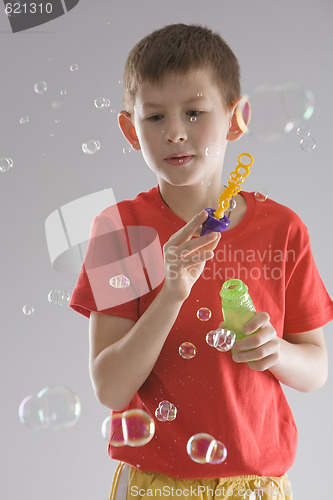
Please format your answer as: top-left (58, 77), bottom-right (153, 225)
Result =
top-left (158, 181), bottom-right (247, 230)
top-left (158, 182), bottom-right (222, 222)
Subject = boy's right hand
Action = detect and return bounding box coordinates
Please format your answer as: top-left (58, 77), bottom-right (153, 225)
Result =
top-left (162, 210), bottom-right (221, 302)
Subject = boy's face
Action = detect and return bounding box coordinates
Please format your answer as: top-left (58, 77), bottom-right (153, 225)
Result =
top-left (121, 69), bottom-right (241, 189)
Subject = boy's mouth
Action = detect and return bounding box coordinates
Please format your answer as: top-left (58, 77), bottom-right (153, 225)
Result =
top-left (165, 153), bottom-right (194, 166)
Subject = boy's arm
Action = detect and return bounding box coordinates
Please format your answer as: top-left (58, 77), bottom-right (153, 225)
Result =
top-left (89, 290), bottom-right (183, 410)
top-left (269, 328), bottom-right (328, 392)
top-left (231, 312), bottom-right (328, 392)
top-left (89, 211), bottom-right (221, 410)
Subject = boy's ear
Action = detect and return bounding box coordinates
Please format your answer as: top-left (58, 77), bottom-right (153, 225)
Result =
top-left (118, 110), bottom-right (141, 150)
top-left (226, 97), bottom-right (251, 142)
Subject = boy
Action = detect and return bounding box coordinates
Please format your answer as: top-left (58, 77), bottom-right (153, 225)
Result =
top-left (70, 24), bottom-right (333, 499)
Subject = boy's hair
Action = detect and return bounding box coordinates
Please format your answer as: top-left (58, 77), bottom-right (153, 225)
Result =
top-left (123, 23), bottom-right (241, 113)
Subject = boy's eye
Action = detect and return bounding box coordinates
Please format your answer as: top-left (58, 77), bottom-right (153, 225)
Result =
top-left (146, 114), bottom-right (164, 122)
top-left (186, 109), bottom-right (202, 118)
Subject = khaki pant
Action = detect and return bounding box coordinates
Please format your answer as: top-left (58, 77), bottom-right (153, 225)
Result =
top-left (109, 462), bottom-right (293, 499)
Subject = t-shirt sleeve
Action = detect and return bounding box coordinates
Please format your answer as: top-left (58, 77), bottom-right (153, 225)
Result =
top-left (283, 219), bottom-right (333, 334)
top-left (70, 210), bottom-right (141, 321)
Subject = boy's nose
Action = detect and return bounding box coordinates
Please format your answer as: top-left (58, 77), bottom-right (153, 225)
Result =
top-left (164, 119), bottom-right (188, 143)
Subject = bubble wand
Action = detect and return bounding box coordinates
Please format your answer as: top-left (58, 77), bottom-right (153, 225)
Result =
top-left (201, 153), bottom-right (254, 236)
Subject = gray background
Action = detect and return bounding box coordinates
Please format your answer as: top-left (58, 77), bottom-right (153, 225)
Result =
top-left (1, 0), bottom-right (332, 499)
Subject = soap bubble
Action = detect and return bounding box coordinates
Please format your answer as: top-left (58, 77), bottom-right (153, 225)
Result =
top-left (247, 84), bottom-right (286, 141)
top-left (109, 410), bottom-right (155, 447)
top-left (70, 64), bottom-right (79, 72)
top-left (19, 387), bottom-right (81, 431)
top-left (196, 307), bottom-right (212, 321)
top-left (48, 289), bottom-right (71, 306)
top-left (228, 198), bottom-right (237, 212)
top-left (94, 97), bottom-right (111, 109)
top-left (254, 189), bottom-right (268, 202)
top-left (206, 329), bottom-right (236, 352)
top-left (19, 116), bottom-right (29, 125)
top-left (179, 342), bottom-right (196, 359)
top-left (186, 433), bottom-right (227, 464)
top-left (247, 83), bottom-right (314, 141)
top-left (101, 415), bottom-right (111, 440)
top-left (155, 401), bottom-right (177, 422)
top-left (22, 304), bottom-right (34, 316)
top-left (122, 409), bottom-right (155, 447)
top-left (37, 386), bottom-right (81, 430)
top-left (190, 116), bottom-right (197, 123)
top-left (279, 83), bottom-right (314, 125)
top-left (205, 145), bottom-right (220, 158)
top-left (109, 275), bottom-right (131, 288)
top-left (0, 157), bottom-right (13, 173)
top-left (300, 136), bottom-right (316, 152)
top-left (296, 125), bottom-right (311, 138)
top-left (60, 90), bottom-right (67, 96)
top-left (82, 139), bottom-right (101, 155)
top-left (34, 81), bottom-right (47, 94)
top-left (18, 395), bottom-right (45, 430)
top-left (122, 147), bottom-right (132, 153)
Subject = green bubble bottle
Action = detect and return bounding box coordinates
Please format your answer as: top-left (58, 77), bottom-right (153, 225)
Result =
top-left (220, 279), bottom-right (256, 340)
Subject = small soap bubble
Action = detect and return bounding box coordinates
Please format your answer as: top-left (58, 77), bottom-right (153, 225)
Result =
top-left (48, 289), bottom-right (71, 306)
top-left (179, 342), bottom-right (196, 359)
top-left (205, 145), bottom-right (220, 158)
top-left (254, 189), bottom-right (268, 203)
top-left (109, 275), bottom-right (131, 288)
top-left (22, 304), bottom-right (34, 316)
top-left (37, 386), bottom-right (81, 430)
top-left (196, 92), bottom-right (203, 97)
top-left (122, 147), bottom-right (132, 154)
top-left (296, 125), bottom-right (311, 138)
top-left (70, 64), bottom-right (79, 72)
top-left (101, 415), bottom-right (111, 440)
top-left (196, 307), bottom-right (212, 321)
top-left (186, 433), bottom-right (227, 464)
top-left (300, 135), bottom-right (316, 152)
top-left (18, 395), bottom-right (45, 430)
top-left (122, 409), bottom-right (155, 447)
top-left (82, 139), bottom-right (101, 155)
top-left (190, 116), bottom-right (197, 123)
top-left (228, 198), bottom-right (237, 212)
top-left (94, 97), bottom-right (111, 109)
top-left (60, 90), bottom-right (67, 96)
top-left (206, 330), bottom-right (217, 347)
top-left (0, 157), bottom-right (13, 173)
top-left (55, 119), bottom-right (61, 125)
top-left (19, 116), bottom-right (29, 125)
top-left (155, 401), bottom-right (177, 422)
top-left (206, 329), bottom-right (236, 352)
top-left (34, 81), bottom-right (47, 94)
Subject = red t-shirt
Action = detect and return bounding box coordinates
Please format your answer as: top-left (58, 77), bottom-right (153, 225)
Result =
top-left (70, 187), bottom-right (333, 479)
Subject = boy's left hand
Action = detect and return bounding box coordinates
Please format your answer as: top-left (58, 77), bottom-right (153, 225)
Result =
top-left (223, 312), bottom-right (281, 371)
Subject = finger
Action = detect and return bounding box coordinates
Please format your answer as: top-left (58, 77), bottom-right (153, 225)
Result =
top-left (177, 248), bottom-right (215, 270)
top-left (242, 312), bottom-right (271, 335)
top-left (178, 231), bottom-right (221, 258)
top-left (233, 339), bottom-right (279, 363)
top-left (169, 210), bottom-right (209, 246)
top-left (247, 353), bottom-right (280, 372)
top-left (233, 324), bottom-right (275, 351)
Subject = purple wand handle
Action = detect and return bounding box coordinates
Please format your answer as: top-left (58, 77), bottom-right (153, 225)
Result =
top-left (200, 208), bottom-right (230, 236)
